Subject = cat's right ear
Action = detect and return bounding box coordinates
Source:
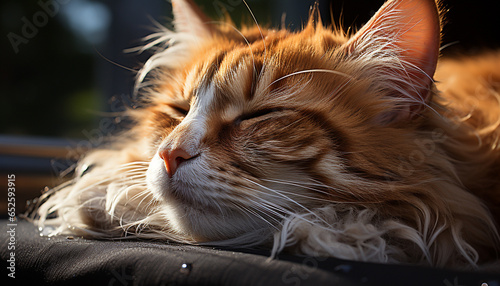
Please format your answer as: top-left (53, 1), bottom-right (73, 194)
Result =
top-left (172, 0), bottom-right (215, 38)
top-left (341, 0), bottom-right (441, 123)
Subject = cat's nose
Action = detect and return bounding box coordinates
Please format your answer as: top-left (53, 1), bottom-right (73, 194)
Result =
top-left (158, 148), bottom-right (193, 177)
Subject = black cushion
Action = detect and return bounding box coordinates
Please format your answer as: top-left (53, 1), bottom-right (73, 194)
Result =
top-left (2, 219), bottom-right (498, 285)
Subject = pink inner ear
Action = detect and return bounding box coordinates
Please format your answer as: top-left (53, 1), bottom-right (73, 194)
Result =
top-left (394, 0), bottom-right (440, 85)
top-left (345, 0), bottom-right (441, 105)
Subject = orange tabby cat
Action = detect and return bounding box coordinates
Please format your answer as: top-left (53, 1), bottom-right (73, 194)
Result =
top-left (35, 0), bottom-right (500, 269)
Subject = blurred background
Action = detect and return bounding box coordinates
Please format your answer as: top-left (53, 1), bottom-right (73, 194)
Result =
top-left (1, 0), bottom-right (500, 214)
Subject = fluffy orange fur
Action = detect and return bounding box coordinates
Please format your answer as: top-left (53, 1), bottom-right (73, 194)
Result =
top-left (435, 52), bottom-right (500, 220)
top-left (33, 0), bottom-right (500, 270)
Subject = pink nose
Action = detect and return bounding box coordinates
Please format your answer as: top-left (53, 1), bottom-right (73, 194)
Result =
top-left (159, 148), bottom-right (193, 177)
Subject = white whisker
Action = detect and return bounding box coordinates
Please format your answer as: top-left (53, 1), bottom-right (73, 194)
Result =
top-left (266, 69), bottom-right (355, 92)
top-left (242, 0), bottom-right (266, 60)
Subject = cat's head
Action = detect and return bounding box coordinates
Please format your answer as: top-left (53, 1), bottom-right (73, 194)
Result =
top-left (141, 0), bottom-right (441, 242)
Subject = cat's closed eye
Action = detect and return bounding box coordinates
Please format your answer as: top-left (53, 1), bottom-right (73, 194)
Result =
top-left (169, 104), bottom-right (190, 118)
top-left (235, 108), bottom-right (284, 125)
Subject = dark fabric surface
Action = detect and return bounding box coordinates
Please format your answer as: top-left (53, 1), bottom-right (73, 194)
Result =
top-left (1, 219), bottom-right (499, 285)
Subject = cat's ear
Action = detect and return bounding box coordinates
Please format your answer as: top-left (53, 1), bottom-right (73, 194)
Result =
top-left (343, 0), bottom-right (441, 122)
top-left (171, 0), bottom-right (215, 38)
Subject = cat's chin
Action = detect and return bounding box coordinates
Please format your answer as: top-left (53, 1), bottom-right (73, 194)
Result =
top-left (146, 153), bottom-right (269, 242)
top-left (163, 201), bottom-right (269, 242)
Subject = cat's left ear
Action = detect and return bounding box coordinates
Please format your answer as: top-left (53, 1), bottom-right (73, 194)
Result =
top-left (343, 0), bottom-right (441, 122)
top-left (171, 0), bottom-right (216, 38)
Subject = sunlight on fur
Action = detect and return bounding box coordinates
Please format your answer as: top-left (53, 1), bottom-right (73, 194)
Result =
top-left (31, 0), bottom-right (500, 270)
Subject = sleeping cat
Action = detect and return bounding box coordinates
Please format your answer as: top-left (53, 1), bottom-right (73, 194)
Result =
top-left (34, 0), bottom-right (500, 269)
